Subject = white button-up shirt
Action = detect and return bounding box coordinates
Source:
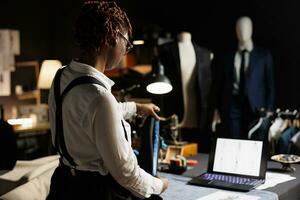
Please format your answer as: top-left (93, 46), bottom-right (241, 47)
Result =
top-left (233, 42), bottom-right (254, 93)
top-left (48, 60), bottom-right (163, 198)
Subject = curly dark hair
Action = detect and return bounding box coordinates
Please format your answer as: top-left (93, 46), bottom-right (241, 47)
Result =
top-left (74, 1), bottom-right (132, 51)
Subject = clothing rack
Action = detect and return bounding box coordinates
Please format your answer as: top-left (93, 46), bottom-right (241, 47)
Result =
top-left (276, 109), bottom-right (299, 119)
top-left (257, 108), bottom-right (300, 120)
top-left (249, 108), bottom-right (300, 156)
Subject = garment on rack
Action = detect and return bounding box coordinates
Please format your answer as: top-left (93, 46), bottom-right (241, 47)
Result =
top-left (248, 117), bottom-right (272, 141)
top-left (268, 117), bottom-right (289, 155)
top-left (288, 131), bottom-right (300, 155)
top-left (268, 118), bottom-right (285, 142)
top-left (248, 118), bottom-right (263, 139)
top-left (277, 126), bottom-right (298, 154)
top-left (246, 110), bottom-right (300, 155)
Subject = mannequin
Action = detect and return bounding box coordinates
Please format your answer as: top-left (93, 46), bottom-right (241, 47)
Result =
top-left (234, 17), bottom-right (254, 99)
top-left (156, 31), bottom-right (213, 153)
top-left (177, 32), bottom-right (198, 128)
top-left (214, 16), bottom-right (275, 139)
top-left (236, 17), bottom-right (253, 47)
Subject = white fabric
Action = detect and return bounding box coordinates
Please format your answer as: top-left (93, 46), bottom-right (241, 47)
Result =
top-left (24, 159), bottom-right (58, 181)
top-left (291, 131), bottom-right (300, 143)
top-left (0, 155), bottom-right (59, 181)
top-left (48, 60), bottom-right (162, 198)
top-left (248, 118), bottom-right (263, 139)
top-left (0, 156), bottom-right (59, 200)
top-left (290, 131), bottom-right (300, 150)
top-left (233, 42), bottom-right (254, 93)
top-left (0, 167), bottom-right (56, 200)
top-left (178, 36), bottom-right (199, 128)
top-left (268, 118), bottom-right (284, 142)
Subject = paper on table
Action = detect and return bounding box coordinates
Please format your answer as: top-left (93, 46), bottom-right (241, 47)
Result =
top-left (196, 191), bottom-right (259, 200)
top-left (256, 172), bottom-right (296, 190)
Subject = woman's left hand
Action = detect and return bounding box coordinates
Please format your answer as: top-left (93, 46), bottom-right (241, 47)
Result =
top-left (136, 103), bottom-right (161, 120)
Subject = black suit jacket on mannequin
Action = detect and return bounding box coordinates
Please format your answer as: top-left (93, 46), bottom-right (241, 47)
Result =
top-left (156, 41), bottom-right (213, 134)
top-left (215, 46), bottom-right (275, 123)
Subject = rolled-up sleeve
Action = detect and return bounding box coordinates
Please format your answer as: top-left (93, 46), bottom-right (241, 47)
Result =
top-left (92, 91), bottom-right (163, 198)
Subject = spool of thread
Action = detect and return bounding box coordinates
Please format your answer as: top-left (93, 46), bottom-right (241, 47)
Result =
top-left (176, 155), bottom-right (187, 168)
top-left (187, 159), bottom-right (198, 166)
top-left (170, 158), bottom-right (182, 167)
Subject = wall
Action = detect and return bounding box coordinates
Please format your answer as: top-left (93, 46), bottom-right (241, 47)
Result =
top-left (0, 0), bottom-right (300, 111)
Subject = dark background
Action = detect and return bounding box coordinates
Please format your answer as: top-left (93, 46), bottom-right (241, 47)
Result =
top-left (0, 0), bottom-right (299, 110)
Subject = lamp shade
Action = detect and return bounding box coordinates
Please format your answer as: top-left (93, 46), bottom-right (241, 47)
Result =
top-left (38, 60), bottom-right (62, 89)
top-left (146, 61), bottom-right (173, 95)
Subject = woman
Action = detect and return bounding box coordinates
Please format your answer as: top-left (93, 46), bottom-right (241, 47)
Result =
top-left (47, 1), bottom-right (168, 199)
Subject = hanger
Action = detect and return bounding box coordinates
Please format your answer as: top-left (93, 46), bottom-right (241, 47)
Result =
top-left (294, 112), bottom-right (300, 129)
top-left (279, 109), bottom-right (299, 129)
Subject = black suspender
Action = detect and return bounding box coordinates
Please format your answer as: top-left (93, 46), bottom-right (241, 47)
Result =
top-left (53, 67), bottom-right (107, 167)
top-left (53, 67), bottom-right (65, 163)
top-left (121, 120), bottom-right (128, 141)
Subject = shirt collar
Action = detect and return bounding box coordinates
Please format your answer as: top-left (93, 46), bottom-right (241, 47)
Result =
top-left (69, 60), bottom-right (115, 89)
top-left (238, 40), bottom-right (254, 52)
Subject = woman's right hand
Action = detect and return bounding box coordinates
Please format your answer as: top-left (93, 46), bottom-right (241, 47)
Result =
top-left (157, 175), bottom-right (169, 193)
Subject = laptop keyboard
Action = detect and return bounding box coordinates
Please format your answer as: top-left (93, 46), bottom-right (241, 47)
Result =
top-left (201, 173), bottom-right (263, 186)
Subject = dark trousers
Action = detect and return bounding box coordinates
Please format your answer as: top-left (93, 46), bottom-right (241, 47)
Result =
top-left (228, 95), bottom-right (256, 139)
top-left (47, 164), bottom-right (131, 200)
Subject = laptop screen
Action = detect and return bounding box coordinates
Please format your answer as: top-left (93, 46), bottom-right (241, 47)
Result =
top-left (213, 138), bottom-right (263, 177)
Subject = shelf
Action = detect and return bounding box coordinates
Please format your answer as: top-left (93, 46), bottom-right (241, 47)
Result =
top-left (13, 122), bottom-right (50, 134)
top-left (16, 90), bottom-right (40, 103)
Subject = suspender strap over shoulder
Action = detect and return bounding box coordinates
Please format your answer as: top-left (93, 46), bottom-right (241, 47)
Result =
top-left (53, 67), bottom-right (107, 167)
top-left (53, 67), bottom-right (65, 161)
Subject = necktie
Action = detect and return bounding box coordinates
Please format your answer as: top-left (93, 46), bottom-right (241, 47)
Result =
top-left (239, 50), bottom-right (247, 97)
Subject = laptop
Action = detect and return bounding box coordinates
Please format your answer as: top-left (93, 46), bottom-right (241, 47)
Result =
top-left (188, 138), bottom-right (268, 192)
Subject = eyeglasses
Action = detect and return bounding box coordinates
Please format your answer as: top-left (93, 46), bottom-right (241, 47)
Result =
top-left (119, 32), bottom-right (133, 54)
